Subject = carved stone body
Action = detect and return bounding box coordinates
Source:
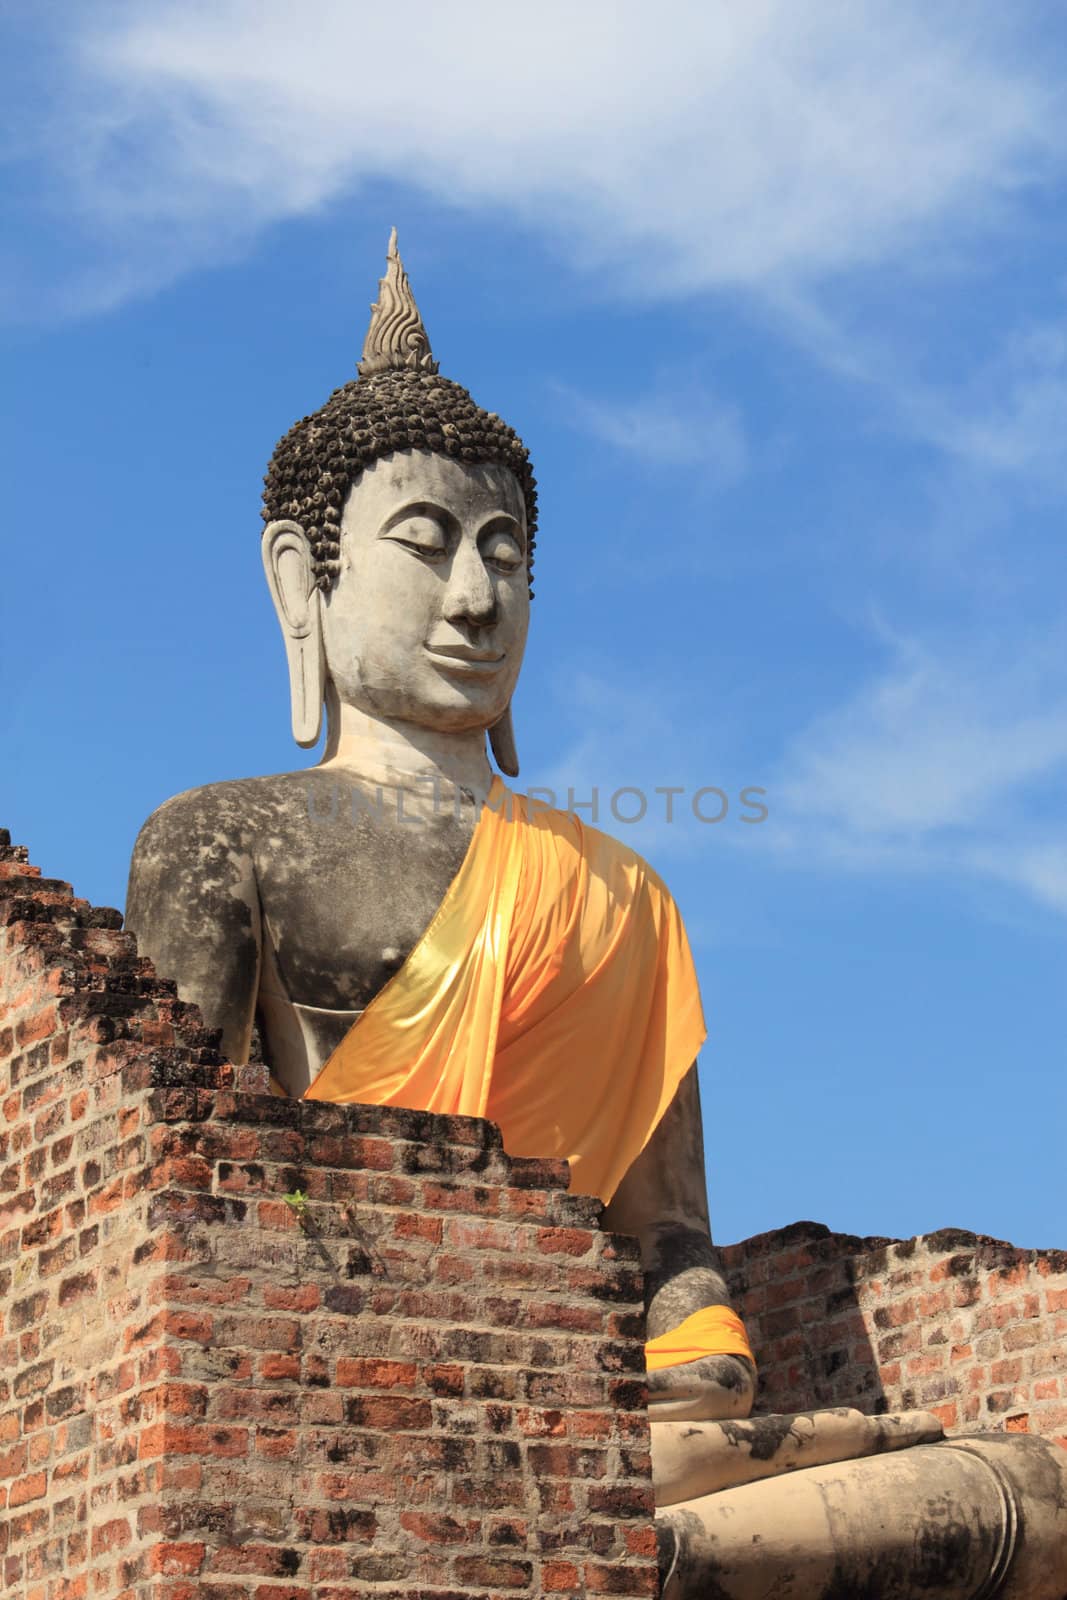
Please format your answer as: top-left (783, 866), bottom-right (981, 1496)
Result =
top-left (128, 771), bottom-right (475, 1093)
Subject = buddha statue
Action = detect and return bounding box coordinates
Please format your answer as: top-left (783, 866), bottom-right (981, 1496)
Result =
top-left (126, 233), bottom-right (1067, 1598)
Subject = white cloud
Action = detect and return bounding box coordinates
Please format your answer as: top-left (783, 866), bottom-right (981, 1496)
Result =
top-left (908, 320), bottom-right (1067, 490)
top-left (974, 842), bottom-right (1067, 915)
top-left (758, 273), bottom-right (1067, 500)
top-left (8, 0), bottom-right (1060, 316)
top-left (774, 630), bottom-right (1067, 912)
top-left (558, 378), bottom-right (748, 479)
top-left (522, 636), bottom-right (1067, 918)
top-left (781, 635), bottom-right (1067, 836)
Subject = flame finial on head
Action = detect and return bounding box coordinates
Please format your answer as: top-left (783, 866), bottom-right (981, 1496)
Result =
top-left (357, 227), bottom-right (439, 378)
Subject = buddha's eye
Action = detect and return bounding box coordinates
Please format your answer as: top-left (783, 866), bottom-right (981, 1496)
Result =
top-left (383, 516), bottom-right (448, 561)
top-left (481, 530), bottom-right (524, 574)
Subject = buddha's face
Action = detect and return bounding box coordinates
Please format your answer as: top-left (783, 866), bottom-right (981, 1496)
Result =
top-left (320, 450), bottom-right (530, 732)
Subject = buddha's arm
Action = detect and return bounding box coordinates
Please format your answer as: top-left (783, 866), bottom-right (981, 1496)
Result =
top-left (602, 1065), bottom-right (756, 1422)
top-left (125, 791), bottom-right (262, 1063)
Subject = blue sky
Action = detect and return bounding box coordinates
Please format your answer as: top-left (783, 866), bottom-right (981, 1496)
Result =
top-left (3, 2), bottom-right (1066, 1249)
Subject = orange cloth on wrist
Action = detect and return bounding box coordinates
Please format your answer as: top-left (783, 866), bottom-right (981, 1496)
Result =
top-left (645, 1306), bottom-right (755, 1372)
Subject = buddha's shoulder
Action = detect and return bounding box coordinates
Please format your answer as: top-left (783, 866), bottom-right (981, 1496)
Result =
top-left (587, 820), bottom-right (671, 893)
top-left (132, 771), bottom-right (327, 856)
top-left (521, 798), bottom-right (671, 897)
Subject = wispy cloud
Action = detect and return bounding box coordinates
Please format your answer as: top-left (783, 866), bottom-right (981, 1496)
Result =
top-left (909, 319), bottom-right (1067, 491)
top-left (5, 1), bottom-right (1061, 318)
top-left (533, 631), bottom-right (1067, 919)
top-left (558, 378), bottom-right (748, 480)
top-left (773, 628), bottom-right (1067, 913)
top-left (763, 275), bottom-right (1067, 501)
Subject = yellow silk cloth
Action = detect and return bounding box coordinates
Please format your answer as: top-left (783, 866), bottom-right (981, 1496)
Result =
top-left (645, 1306), bottom-right (756, 1372)
top-left (304, 778), bottom-right (706, 1203)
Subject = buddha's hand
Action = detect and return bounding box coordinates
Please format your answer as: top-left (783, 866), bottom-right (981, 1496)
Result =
top-left (650, 1407), bottom-right (946, 1508)
top-left (646, 1347), bottom-right (757, 1507)
top-left (644, 1284), bottom-right (758, 1424)
top-left (646, 1349), bottom-right (757, 1425)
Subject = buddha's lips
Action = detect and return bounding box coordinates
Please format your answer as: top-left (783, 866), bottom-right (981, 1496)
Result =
top-left (424, 643), bottom-right (505, 674)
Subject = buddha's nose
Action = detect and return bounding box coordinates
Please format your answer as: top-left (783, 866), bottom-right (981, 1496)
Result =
top-left (442, 546), bottom-right (497, 628)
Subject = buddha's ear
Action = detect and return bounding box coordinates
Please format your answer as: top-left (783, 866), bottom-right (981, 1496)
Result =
top-left (489, 703), bottom-right (520, 777)
top-left (261, 519), bottom-right (324, 748)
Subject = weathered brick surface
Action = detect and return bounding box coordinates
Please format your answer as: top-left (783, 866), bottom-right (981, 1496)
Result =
top-left (0, 829), bottom-right (658, 1600)
top-left (723, 1220), bottom-right (1067, 1448)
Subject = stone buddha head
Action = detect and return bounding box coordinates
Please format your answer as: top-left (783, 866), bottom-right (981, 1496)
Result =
top-left (260, 230), bottom-right (536, 776)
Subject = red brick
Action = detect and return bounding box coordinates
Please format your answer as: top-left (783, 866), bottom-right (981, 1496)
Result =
top-left (8, 1470), bottom-right (46, 1506)
top-left (149, 1543), bottom-right (206, 1575)
top-left (262, 1283), bottom-right (321, 1312)
top-left (16, 1009), bottom-right (57, 1047)
top-left (258, 1354), bottom-right (300, 1382)
top-left (335, 1357), bottom-right (417, 1390)
top-left (254, 1427), bottom-right (296, 1458)
top-left (0, 1441), bottom-right (27, 1479)
top-left (453, 1554), bottom-right (533, 1587)
top-left (394, 1213), bottom-right (443, 1243)
top-left (206, 1544), bottom-right (307, 1575)
top-left (89, 1517), bottom-right (131, 1555)
top-left (343, 1395), bottom-right (431, 1430)
top-left (399, 1511), bottom-right (471, 1544)
top-left (138, 1424), bottom-right (249, 1458)
top-left (585, 1559), bottom-right (660, 1595)
top-left (537, 1227), bottom-right (595, 1257)
top-left (425, 1363), bottom-right (465, 1396)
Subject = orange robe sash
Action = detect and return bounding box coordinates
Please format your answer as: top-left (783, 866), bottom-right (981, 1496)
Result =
top-left (304, 778), bottom-right (706, 1203)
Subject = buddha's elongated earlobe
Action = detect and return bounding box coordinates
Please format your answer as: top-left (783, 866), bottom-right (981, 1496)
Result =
top-left (261, 519), bottom-right (325, 748)
top-left (489, 703), bottom-right (520, 778)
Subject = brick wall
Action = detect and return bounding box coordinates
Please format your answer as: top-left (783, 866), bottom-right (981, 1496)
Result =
top-left (723, 1221), bottom-right (1067, 1448)
top-left (0, 829), bottom-right (658, 1600)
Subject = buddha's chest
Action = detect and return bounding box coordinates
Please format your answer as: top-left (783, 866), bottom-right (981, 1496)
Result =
top-left (252, 777), bottom-right (477, 1011)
